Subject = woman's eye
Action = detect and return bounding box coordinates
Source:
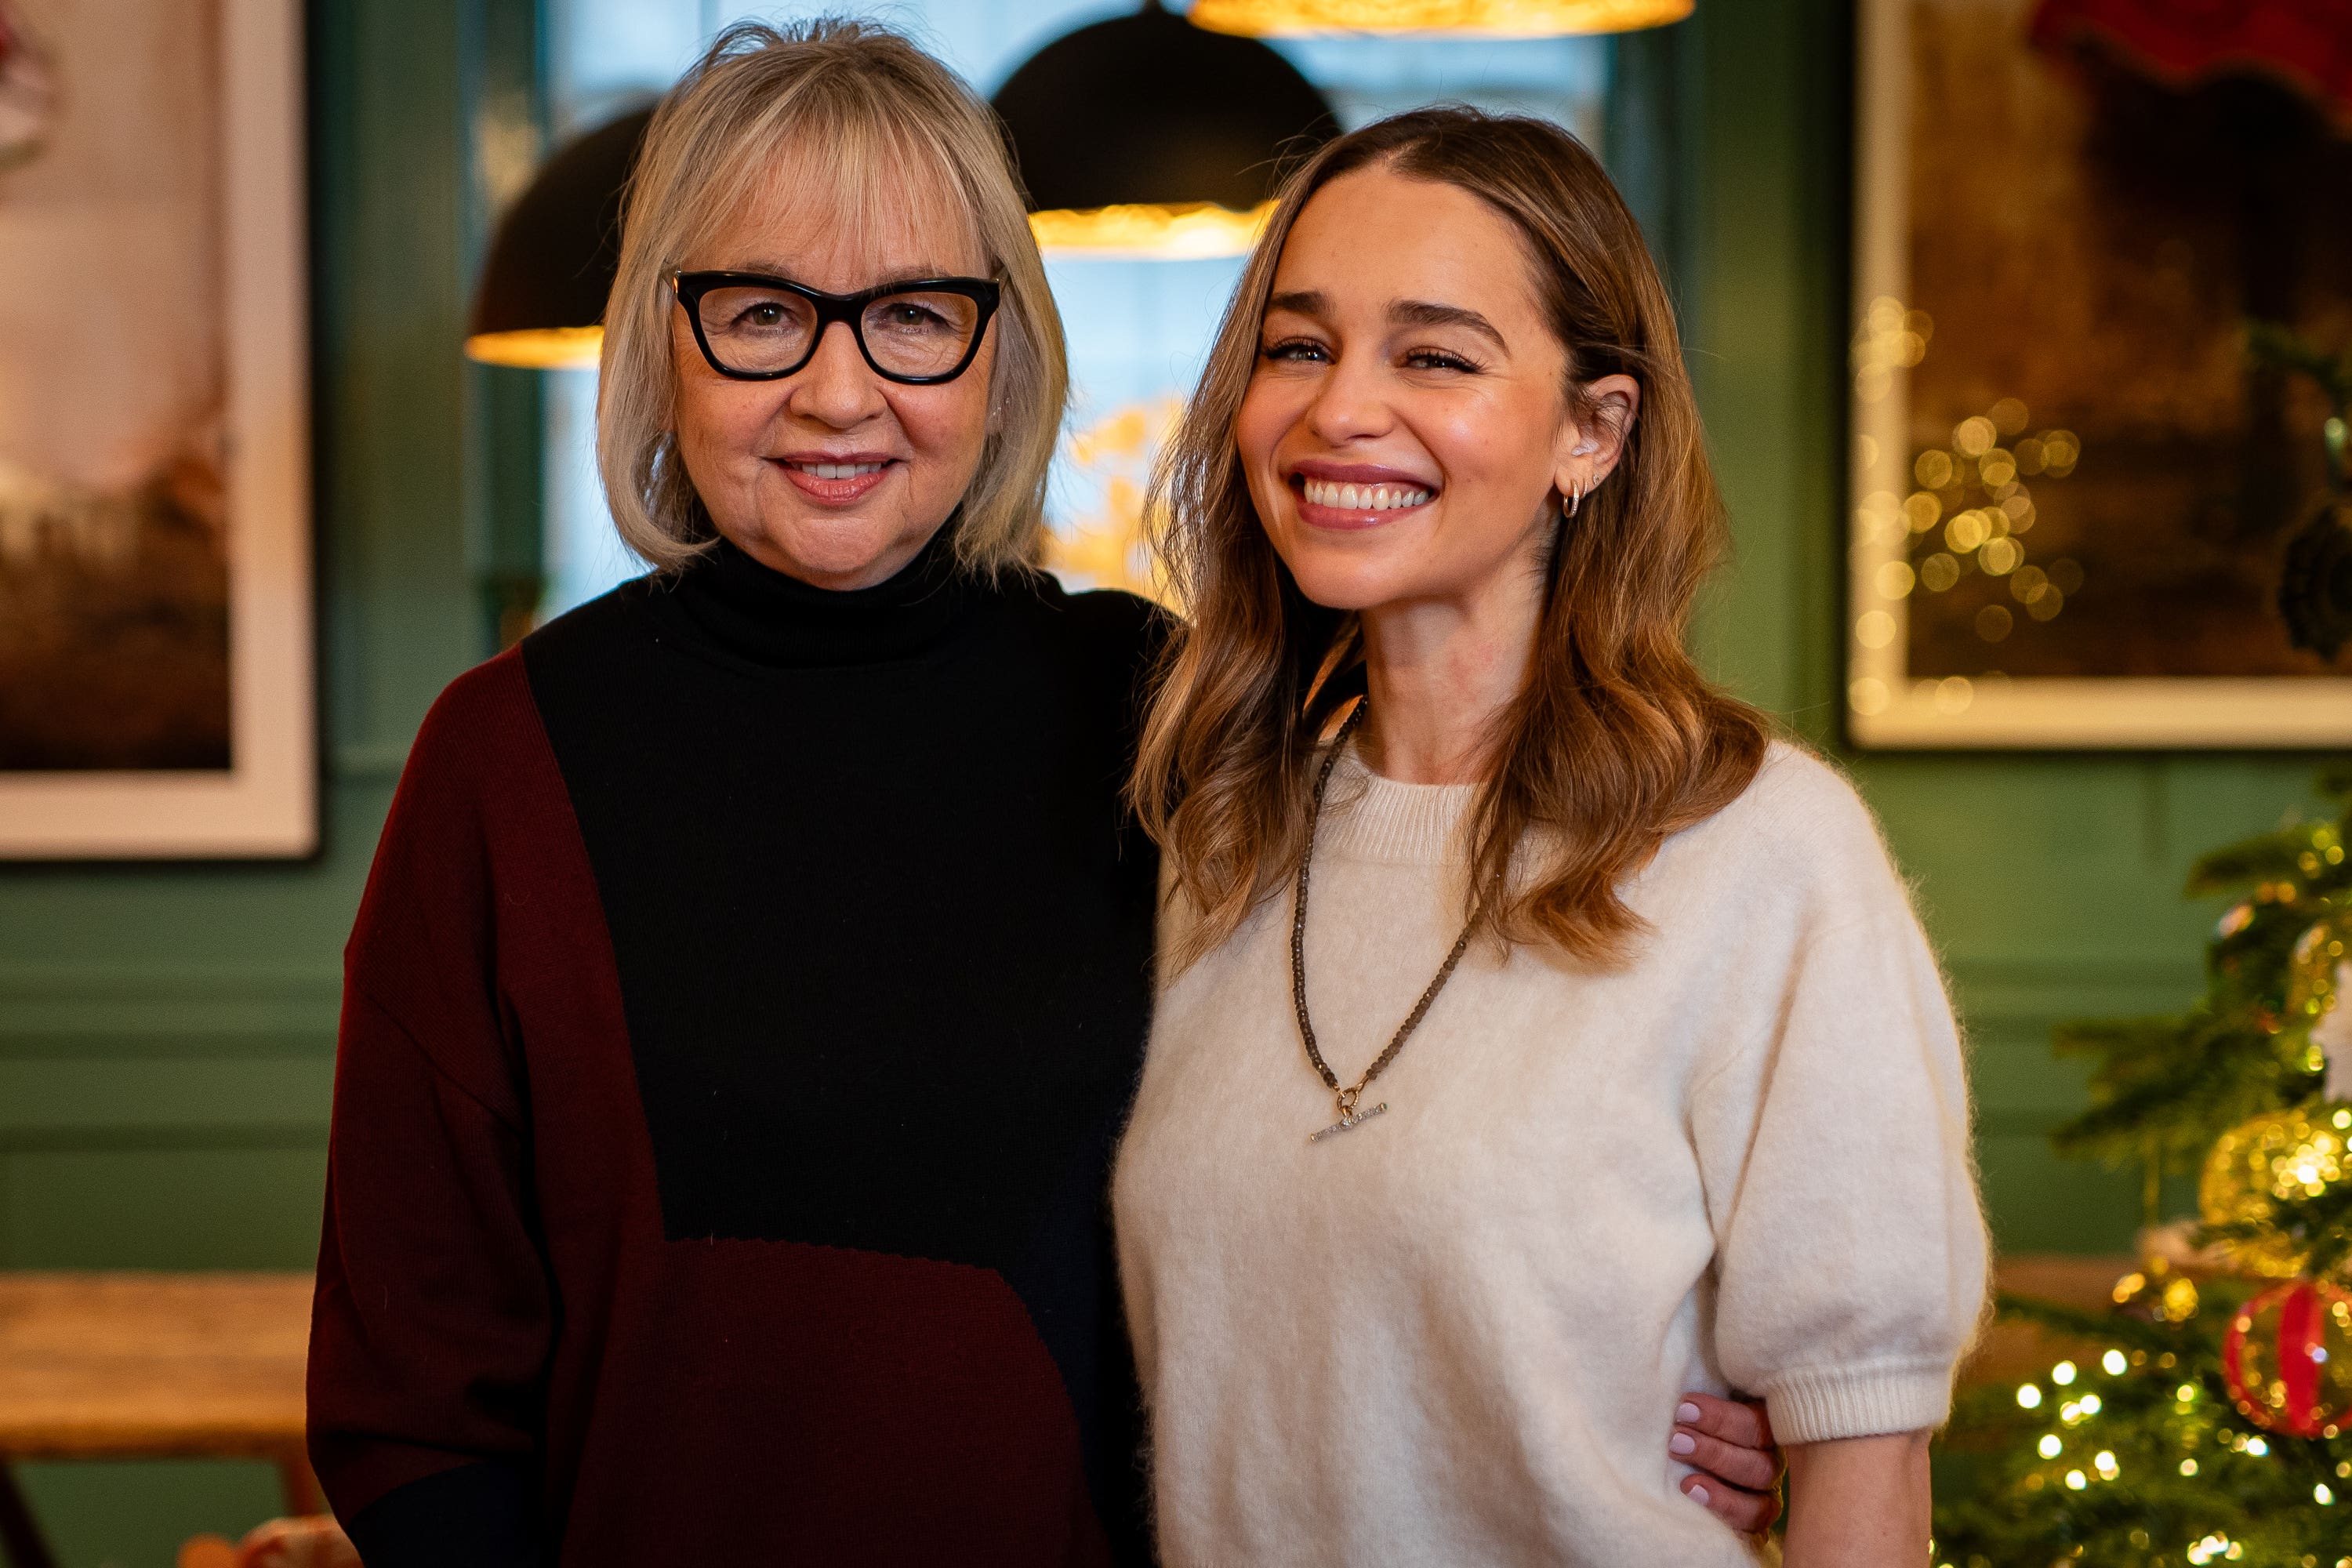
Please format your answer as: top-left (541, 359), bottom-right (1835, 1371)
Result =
top-left (1261, 338), bottom-right (1327, 363)
top-left (739, 303), bottom-right (786, 329)
top-left (1404, 348), bottom-right (1478, 372)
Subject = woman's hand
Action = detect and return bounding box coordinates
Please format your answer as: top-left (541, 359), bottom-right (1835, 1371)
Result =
top-left (1780, 1428), bottom-right (1933, 1566)
top-left (1671, 1392), bottom-right (1785, 1535)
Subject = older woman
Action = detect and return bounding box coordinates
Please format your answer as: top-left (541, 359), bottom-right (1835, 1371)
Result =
top-left (308, 24), bottom-right (1779, 1566)
top-left (1117, 107), bottom-right (1987, 1566)
top-left (304, 22), bottom-right (1157, 1565)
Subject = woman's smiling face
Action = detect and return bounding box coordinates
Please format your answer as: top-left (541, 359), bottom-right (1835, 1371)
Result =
top-left (669, 155), bottom-right (997, 591)
top-left (1236, 165), bottom-right (1603, 613)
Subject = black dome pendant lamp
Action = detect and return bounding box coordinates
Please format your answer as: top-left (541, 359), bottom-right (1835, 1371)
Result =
top-left (465, 5), bottom-right (1343, 358)
top-left (464, 107), bottom-right (651, 368)
top-left (992, 0), bottom-right (1338, 258)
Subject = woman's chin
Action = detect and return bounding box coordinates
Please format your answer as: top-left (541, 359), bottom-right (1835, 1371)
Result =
top-left (728, 514), bottom-right (928, 590)
top-left (1269, 505), bottom-right (1447, 612)
top-left (1281, 554), bottom-right (1418, 613)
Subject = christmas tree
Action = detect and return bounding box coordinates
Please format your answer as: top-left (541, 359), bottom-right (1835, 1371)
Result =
top-left (1930, 765), bottom-right (2352, 1567)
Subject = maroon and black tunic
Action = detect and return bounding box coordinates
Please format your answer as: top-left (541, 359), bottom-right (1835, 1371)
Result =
top-left (307, 532), bottom-right (1163, 1566)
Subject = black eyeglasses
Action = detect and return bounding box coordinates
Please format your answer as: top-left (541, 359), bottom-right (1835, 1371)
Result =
top-left (669, 269), bottom-right (1001, 384)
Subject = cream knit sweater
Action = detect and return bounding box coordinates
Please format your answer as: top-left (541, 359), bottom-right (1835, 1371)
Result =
top-left (1112, 742), bottom-right (1987, 1567)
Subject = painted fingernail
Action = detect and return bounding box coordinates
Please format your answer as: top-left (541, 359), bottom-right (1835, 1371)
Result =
top-left (1669, 1432), bottom-right (1697, 1455)
top-left (1676, 1402), bottom-right (1702, 1424)
top-left (1687, 1484), bottom-right (1710, 1505)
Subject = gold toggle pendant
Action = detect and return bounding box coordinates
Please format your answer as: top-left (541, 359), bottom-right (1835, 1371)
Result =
top-left (1308, 1099), bottom-right (1388, 1144)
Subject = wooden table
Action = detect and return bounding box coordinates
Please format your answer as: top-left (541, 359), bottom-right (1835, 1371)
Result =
top-left (0, 1255), bottom-right (2141, 1567)
top-left (0, 1273), bottom-right (318, 1568)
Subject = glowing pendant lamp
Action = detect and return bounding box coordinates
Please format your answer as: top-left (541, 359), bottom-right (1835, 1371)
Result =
top-left (993, 2), bottom-right (1337, 258)
top-left (1188, 0), bottom-right (1693, 38)
top-left (464, 107), bottom-right (650, 368)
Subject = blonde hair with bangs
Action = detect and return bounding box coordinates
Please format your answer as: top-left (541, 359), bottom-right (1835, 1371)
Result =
top-left (597, 18), bottom-right (1066, 575)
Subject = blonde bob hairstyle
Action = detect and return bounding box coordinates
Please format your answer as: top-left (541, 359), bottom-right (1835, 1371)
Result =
top-left (597, 19), bottom-right (1067, 575)
top-left (1136, 106), bottom-right (1770, 968)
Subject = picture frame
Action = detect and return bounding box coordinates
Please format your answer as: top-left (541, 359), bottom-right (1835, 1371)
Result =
top-left (1846, 0), bottom-right (2352, 749)
top-left (0, 0), bottom-right (314, 855)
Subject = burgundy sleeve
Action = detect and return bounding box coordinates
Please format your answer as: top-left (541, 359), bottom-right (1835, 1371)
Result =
top-left (307, 655), bottom-right (554, 1561)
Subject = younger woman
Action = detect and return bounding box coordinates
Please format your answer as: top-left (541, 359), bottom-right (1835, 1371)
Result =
top-left (1116, 108), bottom-right (1986, 1566)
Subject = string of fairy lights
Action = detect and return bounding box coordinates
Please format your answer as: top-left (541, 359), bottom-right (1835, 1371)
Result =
top-left (1937, 1336), bottom-right (2352, 1568)
top-left (1848, 293), bottom-right (2093, 718)
top-left (1939, 1084), bottom-right (2352, 1564)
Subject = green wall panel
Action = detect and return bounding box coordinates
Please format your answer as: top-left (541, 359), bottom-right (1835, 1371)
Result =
top-left (5, 1150), bottom-right (328, 1272)
top-left (0, 1059), bottom-right (332, 1142)
top-left (0, 971), bottom-right (338, 1059)
top-left (1977, 1133), bottom-right (2146, 1254)
top-left (13, 1463), bottom-right (286, 1568)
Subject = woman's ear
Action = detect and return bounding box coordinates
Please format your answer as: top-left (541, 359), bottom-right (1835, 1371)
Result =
top-left (1553, 373), bottom-right (1642, 504)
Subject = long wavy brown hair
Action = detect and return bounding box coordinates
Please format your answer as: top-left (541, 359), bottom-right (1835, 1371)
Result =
top-left (1134, 106), bottom-right (1770, 968)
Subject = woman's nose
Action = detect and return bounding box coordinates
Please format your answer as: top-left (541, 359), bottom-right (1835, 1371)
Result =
top-left (786, 320), bottom-right (887, 428)
top-left (1303, 357), bottom-right (1392, 446)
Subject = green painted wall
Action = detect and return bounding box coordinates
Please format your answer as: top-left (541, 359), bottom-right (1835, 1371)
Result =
top-left (0, 0), bottom-right (2329, 1559)
top-left (1675, 0), bottom-right (2331, 1259)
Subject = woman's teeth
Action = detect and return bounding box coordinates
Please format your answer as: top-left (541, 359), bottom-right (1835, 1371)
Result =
top-left (1301, 478), bottom-right (1432, 512)
top-left (789, 461), bottom-right (888, 479)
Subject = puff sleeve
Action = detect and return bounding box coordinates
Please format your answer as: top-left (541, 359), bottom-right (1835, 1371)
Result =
top-left (1690, 786), bottom-right (1990, 1443)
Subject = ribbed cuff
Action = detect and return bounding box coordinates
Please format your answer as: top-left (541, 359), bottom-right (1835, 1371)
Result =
top-left (1765, 1361), bottom-right (1955, 1443)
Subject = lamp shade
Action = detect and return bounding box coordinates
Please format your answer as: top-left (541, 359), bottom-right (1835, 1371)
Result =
top-left (993, 3), bottom-right (1336, 257)
top-left (465, 107), bottom-right (651, 368)
top-left (1188, 0), bottom-right (1693, 37)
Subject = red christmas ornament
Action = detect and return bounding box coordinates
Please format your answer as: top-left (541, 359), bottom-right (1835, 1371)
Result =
top-left (2223, 1277), bottom-right (2352, 1438)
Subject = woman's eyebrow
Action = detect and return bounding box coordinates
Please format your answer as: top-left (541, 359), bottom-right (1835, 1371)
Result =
top-left (1390, 299), bottom-right (1505, 349)
top-left (728, 259), bottom-right (962, 285)
top-left (1265, 289), bottom-right (1329, 318)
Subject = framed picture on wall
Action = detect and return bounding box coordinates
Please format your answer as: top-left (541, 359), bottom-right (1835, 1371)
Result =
top-left (0, 0), bottom-right (313, 855)
top-left (1846, 0), bottom-right (2352, 748)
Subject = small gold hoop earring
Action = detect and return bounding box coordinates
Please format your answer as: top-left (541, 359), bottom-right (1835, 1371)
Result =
top-left (1567, 479), bottom-right (1585, 518)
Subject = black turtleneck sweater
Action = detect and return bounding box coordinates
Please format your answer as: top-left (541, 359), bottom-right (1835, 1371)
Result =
top-left (307, 533), bottom-right (1164, 1566)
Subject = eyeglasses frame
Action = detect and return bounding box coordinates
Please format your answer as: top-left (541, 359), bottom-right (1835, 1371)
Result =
top-left (667, 269), bottom-right (1003, 386)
